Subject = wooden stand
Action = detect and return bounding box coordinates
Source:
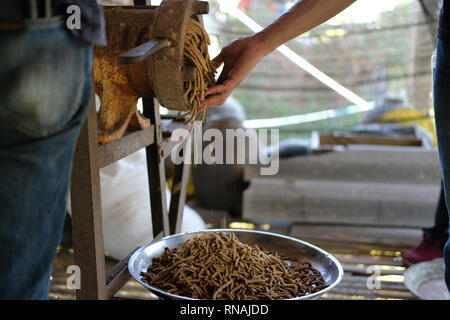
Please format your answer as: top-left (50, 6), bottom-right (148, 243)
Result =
top-left (70, 95), bottom-right (192, 299)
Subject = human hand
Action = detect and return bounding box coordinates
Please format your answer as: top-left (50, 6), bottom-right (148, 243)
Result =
top-left (204, 35), bottom-right (268, 109)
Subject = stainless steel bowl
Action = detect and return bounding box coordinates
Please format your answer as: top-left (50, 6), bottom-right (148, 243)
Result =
top-left (128, 229), bottom-right (343, 300)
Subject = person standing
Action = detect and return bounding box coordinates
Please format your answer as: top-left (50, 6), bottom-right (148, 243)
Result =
top-left (0, 0), bottom-right (105, 299)
top-left (403, 182), bottom-right (449, 266)
top-left (431, 0), bottom-right (450, 292)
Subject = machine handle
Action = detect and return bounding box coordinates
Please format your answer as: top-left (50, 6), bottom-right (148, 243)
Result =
top-left (118, 39), bottom-right (171, 65)
top-left (192, 1), bottom-right (210, 15)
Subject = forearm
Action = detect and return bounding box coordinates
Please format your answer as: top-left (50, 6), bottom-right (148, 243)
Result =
top-left (204, 0), bottom-right (357, 108)
top-left (253, 0), bottom-right (356, 57)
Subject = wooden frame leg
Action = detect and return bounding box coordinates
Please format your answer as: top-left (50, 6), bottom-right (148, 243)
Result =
top-left (143, 97), bottom-right (170, 238)
top-left (168, 142), bottom-right (192, 235)
top-left (70, 97), bottom-right (107, 300)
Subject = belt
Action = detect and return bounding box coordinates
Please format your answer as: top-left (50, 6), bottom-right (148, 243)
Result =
top-left (0, 0), bottom-right (67, 30)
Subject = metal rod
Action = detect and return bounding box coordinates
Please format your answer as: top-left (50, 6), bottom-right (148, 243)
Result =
top-left (118, 39), bottom-right (171, 65)
top-left (29, 0), bottom-right (38, 19)
top-left (45, 0), bottom-right (51, 18)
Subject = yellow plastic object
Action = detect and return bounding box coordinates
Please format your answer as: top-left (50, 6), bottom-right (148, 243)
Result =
top-left (166, 165), bottom-right (196, 199)
top-left (379, 108), bottom-right (437, 147)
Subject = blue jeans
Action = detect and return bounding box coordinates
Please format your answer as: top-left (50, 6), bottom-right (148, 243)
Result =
top-left (0, 19), bottom-right (93, 298)
top-left (433, 39), bottom-right (450, 293)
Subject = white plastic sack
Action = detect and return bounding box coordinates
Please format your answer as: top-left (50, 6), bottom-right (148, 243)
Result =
top-left (68, 148), bottom-right (206, 261)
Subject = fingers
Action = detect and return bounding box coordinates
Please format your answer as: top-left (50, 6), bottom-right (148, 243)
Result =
top-left (203, 37), bottom-right (257, 109)
top-left (206, 84), bottom-right (226, 96)
top-left (205, 64), bottom-right (249, 108)
top-left (211, 53), bottom-right (224, 70)
top-left (204, 79), bottom-right (235, 109)
top-left (217, 63), bottom-right (234, 85)
top-left (204, 92), bottom-right (228, 109)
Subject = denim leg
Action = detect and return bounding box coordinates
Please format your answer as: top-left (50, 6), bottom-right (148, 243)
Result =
top-left (433, 39), bottom-right (450, 293)
top-left (424, 181), bottom-right (449, 244)
top-left (0, 25), bottom-right (93, 299)
top-left (445, 240), bottom-right (450, 292)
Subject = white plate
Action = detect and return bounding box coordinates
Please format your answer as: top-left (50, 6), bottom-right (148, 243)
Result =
top-left (404, 258), bottom-right (450, 300)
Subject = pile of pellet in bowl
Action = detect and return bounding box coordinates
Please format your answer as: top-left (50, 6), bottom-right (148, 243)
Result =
top-left (141, 231), bottom-right (327, 300)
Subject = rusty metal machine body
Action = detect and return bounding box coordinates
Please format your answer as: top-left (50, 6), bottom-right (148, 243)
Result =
top-left (71, 0), bottom-right (201, 299)
top-left (94, 0), bottom-right (209, 144)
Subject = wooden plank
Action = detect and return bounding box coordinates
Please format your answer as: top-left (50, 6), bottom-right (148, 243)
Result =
top-left (70, 97), bottom-right (107, 300)
top-left (340, 275), bottom-right (409, 291)
top-left (50, 284), bottom-right (75, 294)
top-left (49, 293), bottom-right (76, 300)
top-left (97, 126), bottom-right (154, 168)
top-left (320, 294), bottom-right (369, 300)
top-left (119, 281), bottom-right (154, 292)
top-left (298, 238), bottom-right (413, 256)
top-left (291, 224), bottom-right (423, 248)
top-left (105, 249), bottom-right (138, 299)
top-left (113, 291), bottom-right (156, 300)
top-left (335, 255), bottom-right (404, 267)
top-left (316, 132), bottom-right (423, 147)
top-left (337, 282), bottom-right (411, 293)
top-left (327, 287), bottom-right (416, 300)
top-left (341, 264), bottom-right (405, 276)
top-left (339, 281), bottom-right (409, 292)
